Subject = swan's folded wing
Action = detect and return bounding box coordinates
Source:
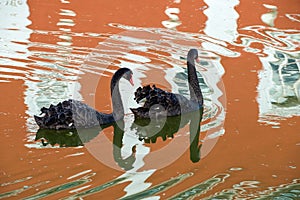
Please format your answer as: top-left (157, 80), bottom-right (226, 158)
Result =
top-left (70, 99), bottom-right (110, 128)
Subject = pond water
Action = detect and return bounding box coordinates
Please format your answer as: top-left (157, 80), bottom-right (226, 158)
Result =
top-left (1, 0), bottom-right (300, 199)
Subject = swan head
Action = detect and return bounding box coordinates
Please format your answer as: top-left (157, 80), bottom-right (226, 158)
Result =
top-left (114, 68), bottom-right (134, 86)
top-left (187, 49), bottom-right (199, 63)
top-left (123, 68), bottom-right (134, 86)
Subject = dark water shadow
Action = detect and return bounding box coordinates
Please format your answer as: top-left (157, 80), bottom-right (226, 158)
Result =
top-left (35, 121), bottom-right (136, 171)
top-left (131, 108), bottom-right (203, 163)
top-left (35, 124), bottom-right (112, 147)
top-left (35, 107), bottom-right (203, 172)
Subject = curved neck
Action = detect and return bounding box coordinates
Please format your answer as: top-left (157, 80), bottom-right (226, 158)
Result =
top-left (111, 75), bottom-right (124, 120)
top-left (187, 60), bottom-right (203, 105)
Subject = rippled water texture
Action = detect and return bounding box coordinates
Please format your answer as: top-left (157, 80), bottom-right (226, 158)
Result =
top-left (1, 0), bottom-right (299, 199)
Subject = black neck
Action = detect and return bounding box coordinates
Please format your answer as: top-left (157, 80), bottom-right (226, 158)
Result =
top-left (111, 75), bottom-right (124, 121)
top-left (187, 60), bottom-right (203, 105)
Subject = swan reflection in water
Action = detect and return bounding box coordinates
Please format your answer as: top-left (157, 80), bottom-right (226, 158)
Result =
top-left (35, 108), bottom-right (203, 169)
top-left (132, 108), bottom-right (203, 163)
top-left (35, 122), bottom-right (136, 171)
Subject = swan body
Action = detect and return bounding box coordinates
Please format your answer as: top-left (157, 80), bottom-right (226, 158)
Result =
top-left (34, 99), bottom-right (114, 129)
top-left (34, 68), bottom-right (133, 129)
top-left (130, 85), bottom-right (200, 119)
top-left (130, 49), bottom-right (203, 119)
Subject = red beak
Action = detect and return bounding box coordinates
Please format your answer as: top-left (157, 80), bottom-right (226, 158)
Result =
top-left (129, 76), bottom-right (134, 86)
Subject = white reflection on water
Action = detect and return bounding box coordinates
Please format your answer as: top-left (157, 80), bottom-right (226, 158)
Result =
top-left (202, 0), bottom-right (240, 58)
top-left (254, 8), bottom-right (300, 125)
top-left (162, 7), bottom-right (181, 29)
top-left (161, 0), bottom-right (181, 29)
top-left (0, 0), bottom-right (32, 77)
top-left (118, 169), bottom-right (155, 198)
top-left (261, 4), bottom-right (278, 27)
top-left (0, 0), bottom-right (84, 135)
top-left (257, 47), bottom-right (300, 125)
top-left (286, 14), bottom-right (300, 23)
top-left (204, 0), bottom-right (240, 43)
top-left (24, 3), bottom-right (82, 133)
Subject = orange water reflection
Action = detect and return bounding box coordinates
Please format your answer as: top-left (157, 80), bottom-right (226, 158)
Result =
top-left (0, 0), bottom-right (299, 199)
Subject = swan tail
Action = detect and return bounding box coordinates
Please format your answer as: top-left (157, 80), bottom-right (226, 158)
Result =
top-left (34, 115), bottom-right (44, 127)
top-left (34, 100), bottom-right (74, 129)
top-left (130, 108), bottom-right (140, 116)
top-left (130, 107), bottom-right (150, 119)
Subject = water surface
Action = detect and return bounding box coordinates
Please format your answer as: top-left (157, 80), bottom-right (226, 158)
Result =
top-left (1, 0), bottom-right (299, 199)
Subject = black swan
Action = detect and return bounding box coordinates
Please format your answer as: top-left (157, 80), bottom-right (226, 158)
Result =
top-left (34, 68), bottom-right (133, 129)
top-left (130, 49), bottom-right (203, 119)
